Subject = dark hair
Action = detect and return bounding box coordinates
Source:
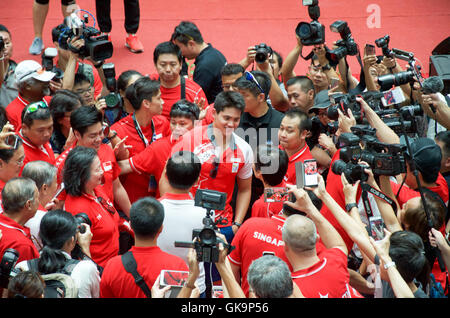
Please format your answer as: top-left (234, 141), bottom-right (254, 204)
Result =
top-left (49, 89), bottom-right (82, 131)
top-left (171, 21), bottom-right (204, 45)
top-left (117, 70), bottom-right (143, 93)
top-left (0, 24), bottom-right (11, 36)
top-left (213, 90), bottom-right (245, 114)
top-left (435, 130), bottom-right (450, 157)
top-left (130, 197), bottom-right (165, 238)
top-left (51, 24), bottom-right (66, 44)
top-left (221, 63), bottom-right (245, 77)
top-left (169, 99), bottom-right (199, 121)
top-left (286, 75), bottom-right (315, 93)
top-left (272, 50), bottom-right (283, 68)
top-left (2, 177), bottom-right (37, 214)
top-left (21, 102), bottom-right (52, 128)
top-left (70, 106), bottom-right (103, 136)
top-left (233, 70), bottom-right (272, 100)
top-left (254, 145), bottom-right (288, 186)
top-left (125, 76), bottom-right (160, 111)
top-left (166, 151), bottom-right (201, 190)
top-left (284, 108), bottom-right (312, 132)
top-left (63, 146), bottom-right (97, 196)
top-left (153, 41), bottom-right (183, 65)
top-left (37, 210), bottom-right (78, 274)
top-left (0, 107), bottom-right (7, 129)
top-left (389, 231), bottom-right (427, 284)
top-left (0, 137), bottom-right (22, 163)
top-left (73, 73), bottom-right (91, 88)
top-left (7, 271), bottom-right (45, 298)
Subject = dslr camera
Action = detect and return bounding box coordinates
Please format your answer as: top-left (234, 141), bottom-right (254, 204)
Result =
top-left (0, 248), bottom-right (20, 289)
top-left (102, 63), bottom-right (121, 109)
top-left (295, 0), bottom-right (325, 46)
top-left (174, 189), bottom-right (234, 263)
top-left (59, 12), bottom-right (113, 61)
top-left (41, 47), bottom-right (64, 81)
top-left (375, 35), bottom-right (394, 58)
top-left (254, 43), bottom-right (273, 64)
top-left (325, 20), bottom-right (358, 66)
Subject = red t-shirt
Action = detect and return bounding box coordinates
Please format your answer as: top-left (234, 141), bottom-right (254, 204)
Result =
top-left (228, 215), bottom-right (291, 296)
top-left (64, 187), bottom-right (120, 268)
top-left (149, 74), bottom-right (208, 121)
top-left (6, 95), bottom-right (52, 131)
top-left (19, 130), bottom-right (56, 170)
top-left (128, 135), bottom-right (176, 199)
top-left (99, 245), bottom-right (188, 298)
top-left (251, 181), bottom-right (286, 218)
top-left (281, 143), bottom-right (314, 185)
top-left (111, 114), bottom-right (170, 202)
top-left (291, 248), bottom-right (359, 298)
top-left (56, 143), bottom-right (120, 202)
top-left (171, 124), bottom-right (254, 227)
top-left (0, 213), bottom-right (39, 263)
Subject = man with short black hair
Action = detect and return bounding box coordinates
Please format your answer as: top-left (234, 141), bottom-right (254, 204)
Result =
top-left (99, 197), bottom-right (189, 298)
top-left (286, 76), bottom-right (315, 113)
top-left (171, 21), bottom-right (227, 104)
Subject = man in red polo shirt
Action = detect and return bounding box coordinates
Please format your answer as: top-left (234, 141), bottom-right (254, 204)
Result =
top-left (100, 197), bottom-right (188, 298)
top-left (150, 41), bottom-right (207, 121)
top-left (278, 108), bottom-right (314, 185)
top-left (19, 101), bottom-right (55, 168)
top-left (118, 100), bottom-right (199, 199)
top-left (55, 106), bottom-right (130, 216)
top-left (6, 60), bottom-right (54, 130)
top-left (111, 77), bottom-right (170, 203)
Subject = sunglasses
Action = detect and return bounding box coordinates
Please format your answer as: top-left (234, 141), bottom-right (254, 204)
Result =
top-left (23, 101), bottom-right (48, 120)
top-left (98, 196), bottom-right (116, 215)
top-left (245, 71), bottom-right (264, 94)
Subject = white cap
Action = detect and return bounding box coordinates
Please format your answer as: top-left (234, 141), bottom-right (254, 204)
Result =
top-left (15, 60), bottom-right (56, 84)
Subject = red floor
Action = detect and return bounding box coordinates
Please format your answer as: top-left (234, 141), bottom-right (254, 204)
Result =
top-left (1, 0), bottom-right (449, 79)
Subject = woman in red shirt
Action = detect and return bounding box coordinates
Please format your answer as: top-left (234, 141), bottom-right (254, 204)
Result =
top-left (63, 146), bottom-right (120, 269)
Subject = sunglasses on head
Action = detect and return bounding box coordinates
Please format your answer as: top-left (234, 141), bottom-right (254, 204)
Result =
top-left (23, 101), bottom-right (48, 120)
top-left (245, 71), bottom-right (264, 94)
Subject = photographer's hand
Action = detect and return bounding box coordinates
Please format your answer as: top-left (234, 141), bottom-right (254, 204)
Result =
top-left (239, 46), bottom-right (256, 70)
top-left (318, 133), bottom-right (337, 155)
top-left (76, 223), bottom-right (93, 258)
top-left (285, 183), bottom-right (318, 214)
top-left (342, 173), bottom-right (360, 204)
top-left (177, 247), bottom-right (200, 298)
top-left (0, 121), bottom-right (16, 150)
top-left (151, 274), bottom-right (171, 298)
top-left (337, 108), bottom-right (356, 133)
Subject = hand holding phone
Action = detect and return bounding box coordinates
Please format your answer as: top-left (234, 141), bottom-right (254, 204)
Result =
top-left (364, 44), bottom-right (376, 56)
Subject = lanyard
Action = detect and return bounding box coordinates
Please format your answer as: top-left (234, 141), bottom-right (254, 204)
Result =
top-left (132, 113), bottom-right (155, 147)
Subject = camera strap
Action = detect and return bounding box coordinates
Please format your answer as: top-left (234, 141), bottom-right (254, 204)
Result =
top-left (121, 251), bottom-right (152, 298)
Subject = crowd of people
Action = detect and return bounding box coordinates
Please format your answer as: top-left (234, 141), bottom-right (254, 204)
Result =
top-left (0, 4), bottom-right (449, 301)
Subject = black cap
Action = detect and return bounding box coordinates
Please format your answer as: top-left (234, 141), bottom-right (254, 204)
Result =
top-left (401, 137), bottom-right (442, 176)
top-left (309, 89), bottom-right (331, 114)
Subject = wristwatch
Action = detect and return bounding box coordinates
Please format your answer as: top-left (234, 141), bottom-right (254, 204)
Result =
top-left (345, 203), bottom-right (358, 212)
top-left (232, 221), bottom-right (242, 228)
top-left (384, 261), bottom-right (396, 270)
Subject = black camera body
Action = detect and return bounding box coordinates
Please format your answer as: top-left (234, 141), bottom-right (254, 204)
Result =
top-left (41, 47), bottom-right (64, 81)
top-left (375, 35), bottom-right (394, 58)
top-left (332, 159), bottom-right (369, 184)
top-left (254, 43), bottom-right (273, 64)
top-left (296, 0), bottom-right (325, 46)
top-left (0, 248), bottom-right (20, 289)
top-left (174, 189), bottom-right (234, 263)
top-left (102, 63), bottom-right (121, 109)
top-left (327, 93), bottom-right (361, 121)
top-left (60, 13), bottom-right (113, 61)
top-left (326, 20), bottom-right (358, 65)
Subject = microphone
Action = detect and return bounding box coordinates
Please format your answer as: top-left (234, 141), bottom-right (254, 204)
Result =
top-left (421, 76), bottom-right (444, 113)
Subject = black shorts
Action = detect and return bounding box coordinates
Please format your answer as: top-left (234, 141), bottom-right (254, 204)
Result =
top-left (35, 0), bottom-right (75, 5)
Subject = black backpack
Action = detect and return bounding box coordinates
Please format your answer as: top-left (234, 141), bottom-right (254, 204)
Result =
top-left (27, 258), bottom-right (80, 298)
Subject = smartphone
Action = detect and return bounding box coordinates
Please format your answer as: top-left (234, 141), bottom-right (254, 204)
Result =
top-left (264, 187), bottom-right (292, 203)
top-left (364, 44), bottom-right (376, 56)
top-left (330, 77), bottom-right (340, 89)
top-left (160, 270), bottom-right (190, 298)
top-left (212, 285), bottom-right (224, 298)
top-left (52, 183), bottom-right (65, 201)
top-left (381, 87), bottom-right (406, 106)
top-left (303, 159), bottom-right (319, 188)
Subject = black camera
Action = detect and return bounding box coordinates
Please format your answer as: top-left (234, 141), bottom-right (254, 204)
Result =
top-left (377, 71), bottom-right (415, 91)
top-left (0, 248), bottom-right (20, 289)
top-left (42, 47), bottom-right (64, 81)
top-left (254, 43), bottom-right (273, 64)
top-left (174, 189), bottom-right (234, 263)
top-left (60, 12), bottom-right (113, 61)
top-left (325, 20), bottom-right (358, 65)
top-left (102, 63), bottom-right (121, 108)
top-left (327, 93), bottom-right (361, 121)
top-left (295, 0), bottom-right (325, 46)
top-left (375, 35), bottom-right (394, 58)
top-left (74, 212), bottom-right (91, 234)
top-left (332, 160), bottom-right (369, 184)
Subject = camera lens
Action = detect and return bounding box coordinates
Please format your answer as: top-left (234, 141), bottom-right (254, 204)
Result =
top-left (296, 22), bottom-right (313, 39)
top-left (199, 228), bottom-right (216, 245)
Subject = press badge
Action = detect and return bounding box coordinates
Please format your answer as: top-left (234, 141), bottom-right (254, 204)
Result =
top-left (231, 157), bottom-right (240, 173)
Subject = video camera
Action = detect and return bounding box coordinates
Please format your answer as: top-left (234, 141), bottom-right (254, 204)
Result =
top-left (174, 189), bottom-right (234, 263)
top-left (254, 43), bottom-right (273, 64)
top-left (0, 248), bottom-right (20, 289)
top-left (59, 12), bottom-right (113, 61)
top-left (295, 0), bottom-right (325, 46)
top-left (325, 20), bottom-right (359, 66)
top-left (42, 47), bottom-right (64, 81)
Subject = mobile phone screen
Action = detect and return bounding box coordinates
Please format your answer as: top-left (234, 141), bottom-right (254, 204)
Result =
top-left (365, 44), bottom-right (376, 56)
top-left (160, 270), bottom-right (189, 287)
top-left (303, 160), bottom-right (318, 187)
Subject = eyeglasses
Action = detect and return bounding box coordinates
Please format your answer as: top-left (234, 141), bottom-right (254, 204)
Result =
top-left (245, 71), bottom-right (264, 94)
top-left (23, 101), bottom-right (48, 120)
top-left (74, 86), bottom-right (93, 95)
top-left (209, 157), bottom-right (219, 179)
top-left (97, 196), bottom-right (116, 215)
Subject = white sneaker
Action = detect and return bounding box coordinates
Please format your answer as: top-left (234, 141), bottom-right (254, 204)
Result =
top-left (29, 37), bottom-right (44, 55)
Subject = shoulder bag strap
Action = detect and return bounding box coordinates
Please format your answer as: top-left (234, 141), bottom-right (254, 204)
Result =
top-left (121, 251), bottom-right (152, 298)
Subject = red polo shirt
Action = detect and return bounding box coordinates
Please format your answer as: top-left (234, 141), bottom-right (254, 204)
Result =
top-left (6, 95), bottom-right (52, 131)
top-left (228, 215), bottom-right (291, 296)
top-left (128, 135), bottom-right (176, 200)
top-left (99, 245), bottom-right (188, 298)
top-left (291, 247), bottom-right (360, 298)
top-left (172, 124), bottom-right (254, 227)
top-left (149, 74), bottom-right (208, 121)
top-left (281, 143), bottom-right (314, 185)
top-left (55, 143), bottom-right (120, 202)
top-left (19, 130), bottom-right (56, 169)
top-left (64, 187), bottom-right (120, 268)
top-left (111, 114), bottom-right (170, 201)
top-left (0, 213), bottom-right (39, 263)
